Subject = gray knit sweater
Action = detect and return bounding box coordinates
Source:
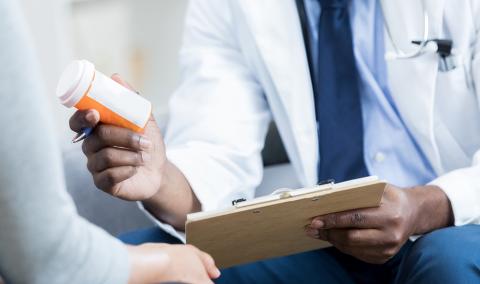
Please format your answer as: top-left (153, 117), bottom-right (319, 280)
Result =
top-left (0, 0), bottom-right (130, 283)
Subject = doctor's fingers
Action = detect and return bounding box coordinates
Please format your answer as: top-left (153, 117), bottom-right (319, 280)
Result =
top-left (310, 207), bottom-right (384, 230)
top-left (93, 166), bottom-right (137, 195)
top-left (82, 124), bottom-right (152, 155)
top-left (310, 229), bottom-right (400, 264)
top-left (314, 228), bottom-right (385, 247)
top-left (86, 147), bottom-right (149, 173)
top-left (69, 109), bottom-right (100, 132)
top-left (333, 243), bottom-right (397, 265)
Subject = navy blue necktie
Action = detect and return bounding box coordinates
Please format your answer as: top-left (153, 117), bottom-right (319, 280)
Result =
top-left (315, 0), bottom-right (368, 182)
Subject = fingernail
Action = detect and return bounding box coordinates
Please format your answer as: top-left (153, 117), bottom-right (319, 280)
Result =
top-left (85, 110), bottom-right (99, 123)
top-left (312, 220), bottom-right (324, 228)
top-left (215, 268), bottom-right (221, 277)
top-left (139, 136), bottom-right (152, 150)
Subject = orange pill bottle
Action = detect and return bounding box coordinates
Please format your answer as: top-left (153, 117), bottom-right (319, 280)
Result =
top-left (56, 60), bottom-right (151, 132)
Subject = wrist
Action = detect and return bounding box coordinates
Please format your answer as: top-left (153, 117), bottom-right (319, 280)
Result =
top-left (142, 160), bottom-right (200, 230)
top-left (141, 159), bottom-right (171, 204)
top-left (407, 185), bottom-right (454, 235)
top-left (127, 244), bottom-right (170, 284)
top-left (157, 159), bottom-right (174, 195)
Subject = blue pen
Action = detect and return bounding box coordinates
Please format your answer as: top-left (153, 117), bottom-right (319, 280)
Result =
top-left (72, 127), bottom-right (94, 143)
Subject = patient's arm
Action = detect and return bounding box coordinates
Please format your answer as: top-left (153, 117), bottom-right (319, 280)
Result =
top-left (0, 1), bottom-right (218, 283)
top-left (0, 1), bottom-right (130, 282)
top-left (127, 244), bottom-right (219, 284)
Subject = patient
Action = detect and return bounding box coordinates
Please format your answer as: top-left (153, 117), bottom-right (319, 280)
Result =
top-left (0, 0), bottom-right (219, 283)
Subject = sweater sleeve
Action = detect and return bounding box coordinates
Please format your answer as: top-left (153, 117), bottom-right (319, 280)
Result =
top-left (0, 1), bottom-right (130, 283)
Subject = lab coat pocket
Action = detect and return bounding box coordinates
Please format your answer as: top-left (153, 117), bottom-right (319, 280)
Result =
top-left (435, 60), bottom-right (474, 117)
top-left (434, 56), bottom-right (480, 159)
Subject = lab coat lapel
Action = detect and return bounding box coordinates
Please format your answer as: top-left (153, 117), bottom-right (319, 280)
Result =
top-left (238, 0), bottom-right (319, 185)
top-left (382, 0), bottom-right (447, 174)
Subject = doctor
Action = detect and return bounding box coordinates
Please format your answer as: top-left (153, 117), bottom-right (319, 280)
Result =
top-left (70, 0), bottom-right (480, 282)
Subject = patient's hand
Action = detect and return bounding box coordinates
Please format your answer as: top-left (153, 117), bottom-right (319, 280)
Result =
top-left (127, 243), bottom-right (220, 284)
top-left (69, 75), bottom-right (167, 201)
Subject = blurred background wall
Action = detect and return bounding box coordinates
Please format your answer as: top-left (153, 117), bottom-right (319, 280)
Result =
top-left (19, 0), bottom-right (188, 145)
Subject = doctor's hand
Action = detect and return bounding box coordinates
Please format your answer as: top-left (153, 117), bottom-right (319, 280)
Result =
top-left (69, 75), bottom-right (167, 201)
top-left (305, 184), bottom-right (453, 264)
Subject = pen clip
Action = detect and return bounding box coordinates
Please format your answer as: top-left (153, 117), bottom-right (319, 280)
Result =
top-left (72, 127), bottom-right (94, 143)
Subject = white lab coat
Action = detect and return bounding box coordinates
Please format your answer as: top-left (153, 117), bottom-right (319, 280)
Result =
top-left (164, 0), bottom-right (480, 228)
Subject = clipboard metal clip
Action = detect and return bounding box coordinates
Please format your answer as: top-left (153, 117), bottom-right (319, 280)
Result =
top-left (232, 198), bottom-right (247, 206)
top-left (270, 188), bottom-right (293, 198)
top-left (317, 179), bottom-right (335, 186)
top-left (231, 183), bottom-right (337, 208)
top-left (230, 179), bottom-right (355, 209)
top-left (230, 188), bottom-right (293, 207)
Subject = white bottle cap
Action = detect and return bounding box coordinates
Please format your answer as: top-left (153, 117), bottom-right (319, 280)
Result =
top-left (56, 60), bottom-right (95, 108)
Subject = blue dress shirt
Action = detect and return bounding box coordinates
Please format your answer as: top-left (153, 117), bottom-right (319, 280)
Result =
top-left (304, 0), bottom-right (436, 187)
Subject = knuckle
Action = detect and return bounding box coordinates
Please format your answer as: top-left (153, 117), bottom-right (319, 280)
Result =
top-left (128, 132), bottom-right (141, 148)
top-left (81, 140), bottom-right (89, 155)
top-left (102, 149), bottom-right (116, 167)
top-left (326, 214), bottom-right (337, 227)
top-left (386, 232), bottom-right (403, 246)
top-left (86, 158), bottom-right (96, 173)
top-left (389, 213), bottom-right (403, 226)
top-left (68, 118), bottom-right (76, 131)
top-left (92, 152), bottom-right (109, 171)
top-left (110, 183), bottom-right (123, 197)
top-left (93, 174), bottom-right (102, 189)
top-left (382, 247), bottom-right (397, 259)
top-left (82, 135), bottom-right (100, 154)
top-left (103, 170), bottom-right (117, 187)
top-left (69, 112), bottom-right (82, 130)
top-left (97, 125), bottom-right (112, 141)
top-left (391, 232), bottom-right (403, 244)
top-left (350, 212), bottom-right (365, 225)
top-left (346, 230), bottom-right (359, 242)
top-left (127, 166), bottom-right (138, 178)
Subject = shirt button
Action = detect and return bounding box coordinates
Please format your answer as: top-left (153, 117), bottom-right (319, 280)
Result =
top-left (374, 152), bottom-right (386, 163)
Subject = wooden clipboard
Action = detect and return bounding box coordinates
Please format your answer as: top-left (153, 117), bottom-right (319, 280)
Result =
top-left (186, 176), bottom-right (387, 268)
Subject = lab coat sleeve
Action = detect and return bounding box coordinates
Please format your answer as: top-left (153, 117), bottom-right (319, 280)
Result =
top-left (429, 2), bottom-right (480, 226)
top-left (163, 0), bottom-right (271, 212)
top-left (429, 157), bottom-right (480, 226)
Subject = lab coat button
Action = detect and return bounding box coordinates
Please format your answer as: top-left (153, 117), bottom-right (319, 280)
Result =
top-left (374, 152), bottom-right (385, 163)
